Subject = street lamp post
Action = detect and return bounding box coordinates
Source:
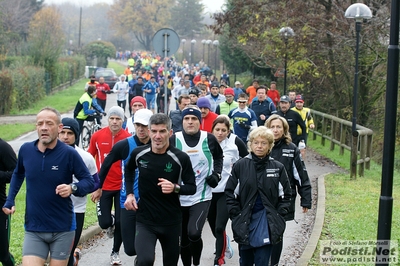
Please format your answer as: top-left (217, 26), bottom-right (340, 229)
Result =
top-left (279, 27), bottom-right (295, 96)
top-left (206, 40), bottom-right (212, 68)
top-left (375, 1), bottom-right (399, 263)
top-left (201, 39), bottom-right (206, 62)
top-left (181, 39), bottom-right (186, 63)
top-left (191, 39), bottom-right (196, 65)
top-left (213, 40), bottom-right (219, 75)
top-left (345, 3), bottom-right (372, 179)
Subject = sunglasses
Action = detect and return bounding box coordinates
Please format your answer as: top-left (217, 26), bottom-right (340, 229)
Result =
top-left (238, 100), bottom-right (247, 103)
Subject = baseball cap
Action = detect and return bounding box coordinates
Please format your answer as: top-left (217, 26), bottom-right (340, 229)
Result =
top-left (295, 95), bottom-right (304, 102)
top-left (134, 109), bottom-right (153, 126)
top-left (280, 95), bottom-right (290, 102)
top-left (234, 81), bottom-right (241, 85)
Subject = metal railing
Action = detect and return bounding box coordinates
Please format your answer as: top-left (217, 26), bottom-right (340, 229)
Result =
top-left (310, 110), bottom-right (373, 178)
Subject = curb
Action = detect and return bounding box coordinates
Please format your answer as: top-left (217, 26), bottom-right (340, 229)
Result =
top-left (78, 223), bottom-right (102, 245)
top-left (296, 173), bottom-right (328, 266)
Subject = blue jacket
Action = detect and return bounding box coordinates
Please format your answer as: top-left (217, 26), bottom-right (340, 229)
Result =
top-left (250, 97), bottom-right (277, 126)
top-left (4, 140), bottom-right (94, 232)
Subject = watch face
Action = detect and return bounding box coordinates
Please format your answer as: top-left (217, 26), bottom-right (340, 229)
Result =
top-left (71, 184), bottom-right (77, 192)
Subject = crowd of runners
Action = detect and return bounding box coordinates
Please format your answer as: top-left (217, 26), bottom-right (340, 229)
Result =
top-left (1, 51), bottom-right (316, 266)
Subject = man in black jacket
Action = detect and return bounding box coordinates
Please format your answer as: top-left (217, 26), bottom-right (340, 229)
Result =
top-left (124, 113), bottom-right (196, 266)
top-left (276, 95), bottom-right (306, 146)
top-left (0, 139), bottom-right (17, 266)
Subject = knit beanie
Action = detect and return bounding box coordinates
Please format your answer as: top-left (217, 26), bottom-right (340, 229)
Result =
top-left (61, 118), bottom-right (80, 139)
top-left (197, 97), bottom-right (211, 110)
top-left (182, 107), bottom-right (202, 122)
top-left (130, 96), bottom-right (147, 108)
top-left (108, 106), bottom-right (125, 120)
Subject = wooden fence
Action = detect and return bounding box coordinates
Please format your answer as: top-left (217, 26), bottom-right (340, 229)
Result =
top-left (310, 110), bottom-right (373, 178)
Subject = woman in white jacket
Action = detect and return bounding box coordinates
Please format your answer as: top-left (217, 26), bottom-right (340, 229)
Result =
top-left (208, 115), bottom-right (248, 266)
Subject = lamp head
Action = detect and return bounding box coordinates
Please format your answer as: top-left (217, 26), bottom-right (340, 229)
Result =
top-left (345, 3), bottom-right (372, 22)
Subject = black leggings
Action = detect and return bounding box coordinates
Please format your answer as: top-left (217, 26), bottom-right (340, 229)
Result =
top-left (117, 100), bottom-right (127, 112)
top-left (0, 211), bottom-right (14, 266)
top-left (67, 212), bottom-right (85, 266)
top-left (270, 240), bottom-right (283, 266)
top-left (120, 208), bottom-right (137, 256)
top-left (97, 190), bottom-right (122, 253)
top-left (207, 192), bottom-right (230, 263)
top-left (180, 201), bottom-right (211, 266)
top-left (135, 221), bottom-right (181, 266)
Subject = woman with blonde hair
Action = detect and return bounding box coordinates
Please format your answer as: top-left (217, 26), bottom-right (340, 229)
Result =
top-left (265, 114), bottom-right (312, 265)
top-left (225, 126), bottom-right (292, 266)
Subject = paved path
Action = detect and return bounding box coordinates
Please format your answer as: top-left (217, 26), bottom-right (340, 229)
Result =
top-left (5, 79), bottom-right (343, 265)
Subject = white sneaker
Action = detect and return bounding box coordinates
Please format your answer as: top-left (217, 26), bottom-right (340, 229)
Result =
top-left (225, 234), bottom-right (234, 259)
top-left (110, 251), bottom-right (122, 265)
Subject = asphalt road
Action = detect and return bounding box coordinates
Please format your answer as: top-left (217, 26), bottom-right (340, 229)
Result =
top-left (6, 90), bottom-right (342, 265)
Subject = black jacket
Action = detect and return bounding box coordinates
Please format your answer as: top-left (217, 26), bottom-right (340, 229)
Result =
top-left (276, 109), bottom-right (306, 146)
top-left (225, 153), bottom-right (292, 245)
top-left (270, 138), bottom-right (312, 221)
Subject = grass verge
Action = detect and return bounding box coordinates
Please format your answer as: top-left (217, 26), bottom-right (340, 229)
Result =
top-left (307, 134), bottom-right (400, 265)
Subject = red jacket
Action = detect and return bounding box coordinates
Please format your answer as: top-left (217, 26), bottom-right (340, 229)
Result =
top-left (200, 111), bottom-right (218, 133)
top-left (96, 83), bottom-right (111, 101)
top-left (88, 127), bottom-right (131, 191)
top-left (267, 89), bottom-right (280, 106)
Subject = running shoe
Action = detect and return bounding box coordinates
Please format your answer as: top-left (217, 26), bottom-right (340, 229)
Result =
top-left (225, 234), bottom-right (234, 259)
top-left (73, 248), bottom-right (81, 266)
top-left (106, 214), bottom-right (115, 238)
top-left (110, 251), bottom-right (122, 265)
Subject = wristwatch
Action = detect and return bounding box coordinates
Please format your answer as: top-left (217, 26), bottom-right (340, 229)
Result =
top-left (70, 183), bottom-right (78, 194)
top-left (217, 173), bottom-right (221, 180)
top-left (174, 184), bottom-right (180, 194)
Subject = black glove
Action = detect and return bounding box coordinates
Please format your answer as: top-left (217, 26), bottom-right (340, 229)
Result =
top-left (102, 112), bottom-right (107, 116)
top-left (238, 121), bottom-right (251, 129)
top-left (205, 172), bottom-right (220, 188)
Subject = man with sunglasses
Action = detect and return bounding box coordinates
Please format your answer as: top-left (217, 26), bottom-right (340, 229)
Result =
top-left (228, 93), bottom-right (258, 143)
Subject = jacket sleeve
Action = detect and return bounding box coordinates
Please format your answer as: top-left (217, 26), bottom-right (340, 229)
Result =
top-left (82, 101), bottom-right (96, 116)
top-left (293, 148), bottom-right (312, 209)
top-left (225, 163), bottom-right (241, 217)
top-left (92, 98), bottom-right (104, 113)
top-left (207, 133), bottom-right (223, 174)
top-left (0, 139), bottom-right (17, 184)
top-left (277, 165), bottom-right (292, 216)
top-left (125, 150), bottom-right (138, 196)
top-left (72, 152), bottom-right (95, 197)
top-left (295, 112), bottom-right (307, 141)
top-left (234, 137), bottom-right (249, 158)
top-left (178, 154), bottom-right (196, 195)
top-left (98, 140), bottom-right (127, 189)
top-left (3, 149), bottom-right (26, 209)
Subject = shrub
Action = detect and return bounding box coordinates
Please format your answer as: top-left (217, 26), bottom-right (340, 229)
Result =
top-left (0, 71), bottom-right (13, 115)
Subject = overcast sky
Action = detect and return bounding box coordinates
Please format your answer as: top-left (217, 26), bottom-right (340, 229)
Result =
top-left (44, 0), bottom-right (225, 12)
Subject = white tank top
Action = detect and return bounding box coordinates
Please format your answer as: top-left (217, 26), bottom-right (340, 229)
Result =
top-left (176, 131), bottom-right (213, 206)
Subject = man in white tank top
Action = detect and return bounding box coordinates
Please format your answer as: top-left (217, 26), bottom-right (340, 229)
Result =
top-left (170, 105), bottom-right (223, 266)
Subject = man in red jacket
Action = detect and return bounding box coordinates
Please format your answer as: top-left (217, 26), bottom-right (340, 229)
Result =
top-left (267, 81), bottom-right (280, 107)
top-left (197, 97), bottom-right (218, 133)
top-left (96, 77), bottom-right (111, 111)
top-left (88, 106), bottom-right (131, 265)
